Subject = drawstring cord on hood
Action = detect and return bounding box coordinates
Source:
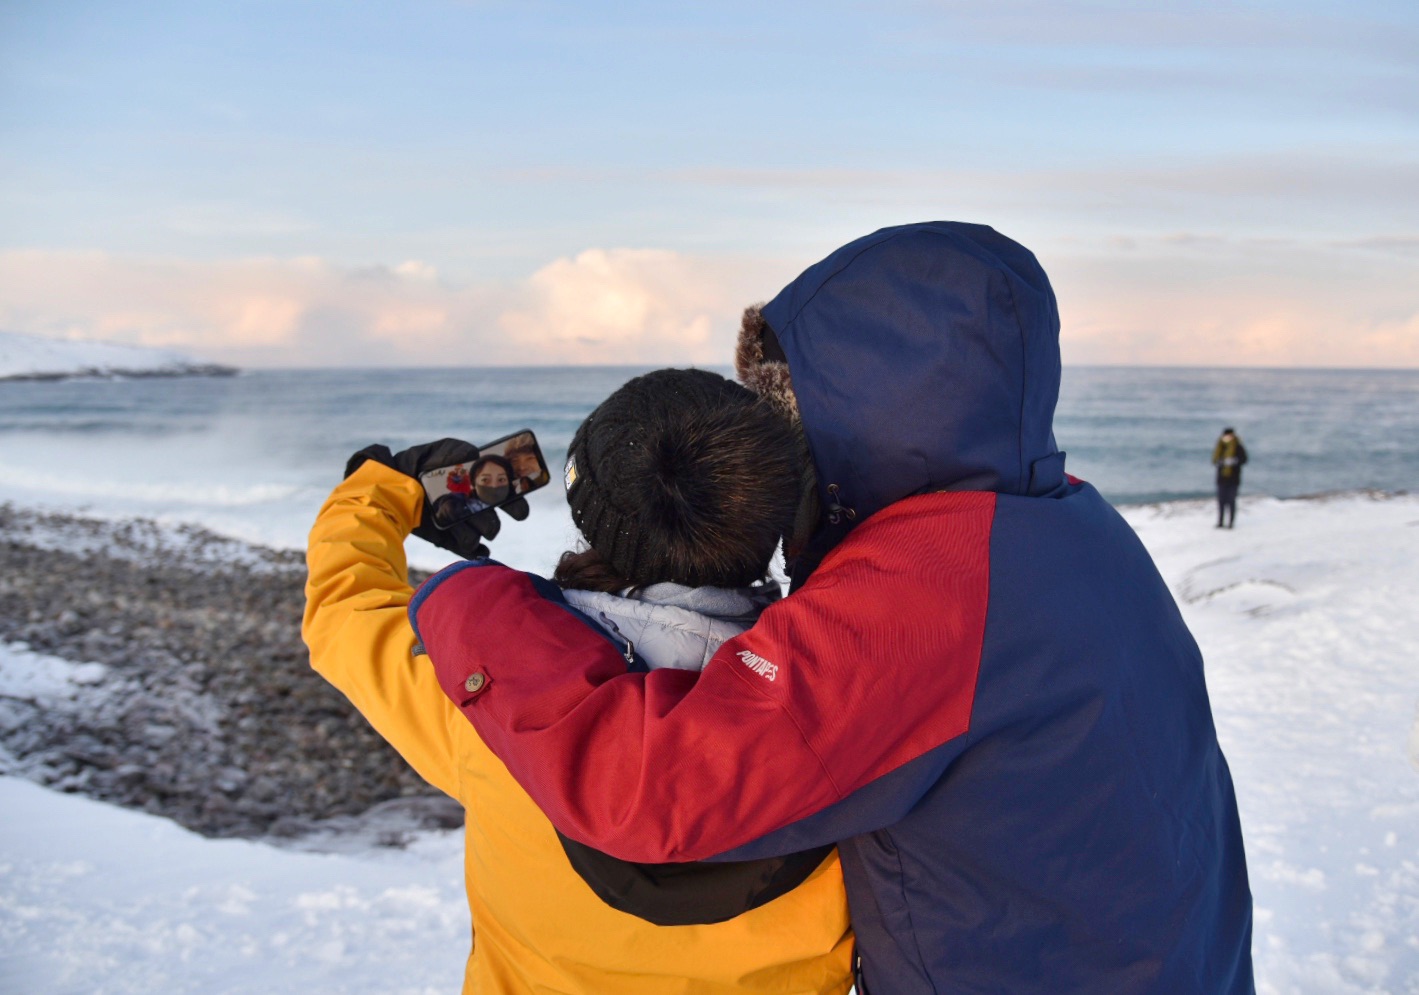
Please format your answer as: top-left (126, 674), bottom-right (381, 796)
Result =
top-left (825, 483), bottom-right (857, 526)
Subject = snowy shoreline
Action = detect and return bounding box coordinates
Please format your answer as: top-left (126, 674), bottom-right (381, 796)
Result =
top-left (0, 330), bottom-right (238, 381)
top-left (2, 490), bottom-right (1418, 993)
top-left (0, 363), bottom-right (238, 382)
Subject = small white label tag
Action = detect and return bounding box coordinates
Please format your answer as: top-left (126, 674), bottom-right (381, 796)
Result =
top-left (564, 454), bottom-right (579, 492)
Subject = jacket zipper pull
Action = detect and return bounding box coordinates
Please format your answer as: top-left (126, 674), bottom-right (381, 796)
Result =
top-left (597, 612), bottom-right (637, 666)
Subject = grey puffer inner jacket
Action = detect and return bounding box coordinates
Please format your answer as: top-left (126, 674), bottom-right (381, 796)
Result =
top-left (562, 582), bottom-right (781, 672)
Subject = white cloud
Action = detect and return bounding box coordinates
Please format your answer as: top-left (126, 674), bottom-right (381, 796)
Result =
top-left (0, 248), bottom-right (762, 368)
top-left (369, 306), bottom-right (449, 341)
top-left (0, 237), bottom-right (1414, 369)
top-left (1049, 235), bottom-right (1419, 367)
top-left (496, 249), bottom-right (732, 364)
top-left (392, 260), bottom-right (440, 281)
top-left (224, 297), bottom-right (304, 345)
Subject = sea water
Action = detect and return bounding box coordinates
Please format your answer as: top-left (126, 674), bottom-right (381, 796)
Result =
top-left (1, 366), bottom-right (1416, 572)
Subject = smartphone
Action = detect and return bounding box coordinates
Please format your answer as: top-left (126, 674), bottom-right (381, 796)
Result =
top-left (420, 429), bottom-right (552, 530)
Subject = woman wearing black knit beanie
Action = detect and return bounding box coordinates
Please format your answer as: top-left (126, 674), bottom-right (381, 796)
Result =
top-left (555, 367), bottom-right (803, 593)
top-left (308, 364), bottom-right (854, 992)
top-left (545, 368), bottom-right (845, 935)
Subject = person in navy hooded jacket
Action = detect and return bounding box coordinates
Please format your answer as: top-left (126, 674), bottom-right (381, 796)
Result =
top-left (410, 222), bottom-right (1255, 994)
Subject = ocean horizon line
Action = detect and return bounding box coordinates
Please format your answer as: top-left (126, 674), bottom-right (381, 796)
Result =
top-left (214, 361), bottom-right (1419, 373)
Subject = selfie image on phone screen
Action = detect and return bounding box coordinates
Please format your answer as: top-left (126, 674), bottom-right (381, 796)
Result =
top-left (420, 430), bottom-right (551, 529)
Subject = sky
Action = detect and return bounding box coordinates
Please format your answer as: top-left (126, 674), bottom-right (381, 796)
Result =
top-left (1, 0), bottom-right (1416, 368)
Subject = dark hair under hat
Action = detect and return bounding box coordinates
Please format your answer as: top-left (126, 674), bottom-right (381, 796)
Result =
top-left (564, 368), bottom-right (801, 588)
top-left (470, 453), bottom-right (514, 479)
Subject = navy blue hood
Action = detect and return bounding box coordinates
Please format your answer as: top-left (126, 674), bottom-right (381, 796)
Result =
top-left (762, 222), bottom-right (1064, 527)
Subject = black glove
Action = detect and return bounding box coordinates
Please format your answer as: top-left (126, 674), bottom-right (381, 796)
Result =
top-left (346, 439), bottom-right (528, 559)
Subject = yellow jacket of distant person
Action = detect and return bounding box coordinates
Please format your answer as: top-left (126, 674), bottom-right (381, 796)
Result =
top-left (302, 461), bottom-right (854, 995)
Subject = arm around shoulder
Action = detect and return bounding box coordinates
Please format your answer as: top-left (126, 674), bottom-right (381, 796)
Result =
top-left (413, 492), bottom-right (993, 862)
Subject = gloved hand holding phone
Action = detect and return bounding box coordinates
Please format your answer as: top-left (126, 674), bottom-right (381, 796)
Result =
top-left (346, 431), bottom-right (549, 559)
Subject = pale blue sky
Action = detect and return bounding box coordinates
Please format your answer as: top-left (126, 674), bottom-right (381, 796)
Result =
top-left (2, 0), bottom-right (1416, 366)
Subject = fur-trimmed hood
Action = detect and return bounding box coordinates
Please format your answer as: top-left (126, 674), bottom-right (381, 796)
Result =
top-left (736, 221), bottom-right (1065, 543)
top-left (735, 304), bottom-right (799, 424)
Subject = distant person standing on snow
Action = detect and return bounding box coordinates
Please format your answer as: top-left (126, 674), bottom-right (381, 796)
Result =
top-left (1212, 426), bottom-right (1248, 528)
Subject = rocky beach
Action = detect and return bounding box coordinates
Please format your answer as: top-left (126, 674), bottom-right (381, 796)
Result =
top-left (0, 502), bottom-right (460, 847)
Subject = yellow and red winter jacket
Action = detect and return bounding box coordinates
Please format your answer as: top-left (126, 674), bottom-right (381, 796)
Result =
top-left (302, 460), bottom-right (854, 995)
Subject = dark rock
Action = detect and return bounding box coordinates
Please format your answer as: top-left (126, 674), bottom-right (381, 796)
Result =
top-left (0, 501), bottom-right (453, 845)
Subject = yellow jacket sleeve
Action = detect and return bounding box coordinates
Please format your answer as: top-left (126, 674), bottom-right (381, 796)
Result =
top-left (303, 460), bottom-right (460, 797)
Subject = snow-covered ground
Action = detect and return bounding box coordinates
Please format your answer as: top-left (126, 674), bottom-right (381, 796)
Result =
top-left (2, 491), bottom-right (1418, 993)
top-left (1128, 493), bottom-right (1419, 994)
top-left (0, 776), bottom-right (469, 994)
top-left (0, 330), bottom-right (233, 380)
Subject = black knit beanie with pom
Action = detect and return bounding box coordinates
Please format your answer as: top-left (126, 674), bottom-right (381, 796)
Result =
top-left (564, 368), bottom-right (801, 588)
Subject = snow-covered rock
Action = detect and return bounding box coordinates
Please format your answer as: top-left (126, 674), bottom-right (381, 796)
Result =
top-left (0, 330), bottom-right (236, 381)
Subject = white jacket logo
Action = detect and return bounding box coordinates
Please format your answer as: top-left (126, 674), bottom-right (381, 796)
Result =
top-left (736, 649), bottom-right (779, 682)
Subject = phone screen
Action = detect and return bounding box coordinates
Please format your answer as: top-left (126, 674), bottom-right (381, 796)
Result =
top-left (420, 429), bottom-right (551, 529)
